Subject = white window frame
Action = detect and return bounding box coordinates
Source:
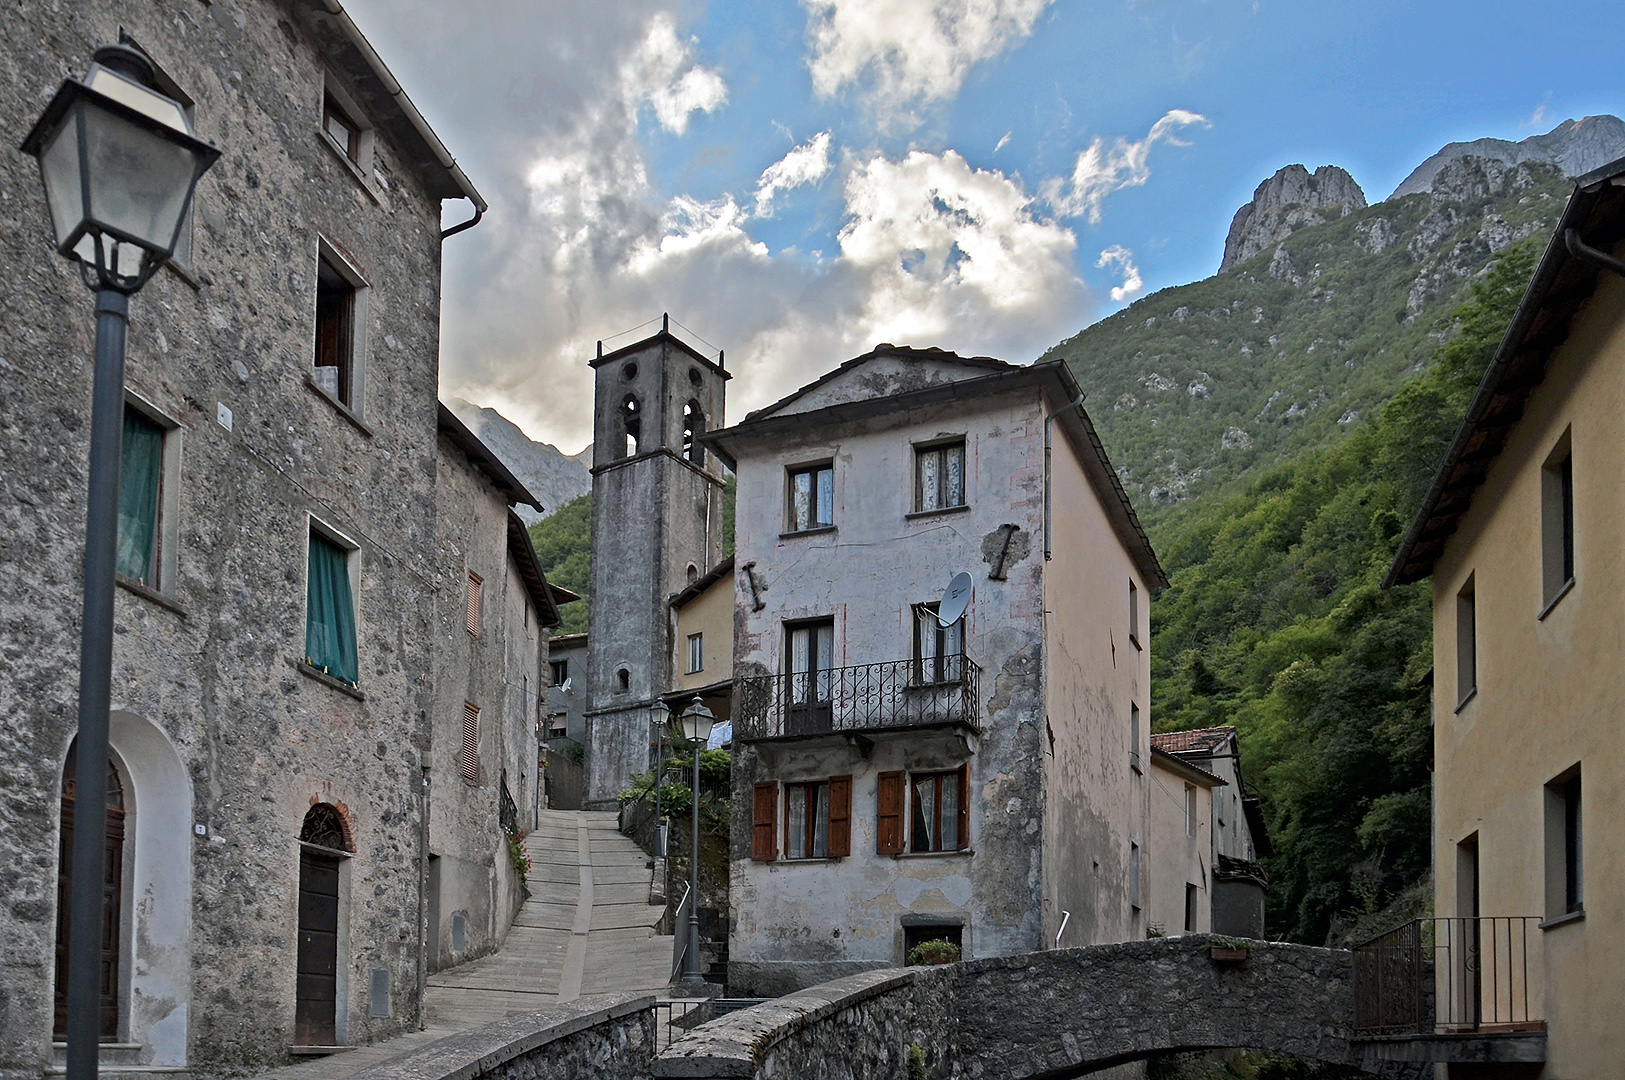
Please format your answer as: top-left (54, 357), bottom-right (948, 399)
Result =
top-left (687, 632), bottom-right (704, 675)
top-left (312, 236), bottom-right (370, 419)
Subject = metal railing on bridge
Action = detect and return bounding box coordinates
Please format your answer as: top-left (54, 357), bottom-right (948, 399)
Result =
top-left (1353, 917), bottom-right (1545, 1036)
top-left (734, 656), bottom-right (981, 742)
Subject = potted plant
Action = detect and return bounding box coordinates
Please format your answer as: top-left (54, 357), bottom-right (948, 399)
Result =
top-left (1209, 935), bottom-right (1250, 963)
top-left (906, 939), bottom-right (962, 966)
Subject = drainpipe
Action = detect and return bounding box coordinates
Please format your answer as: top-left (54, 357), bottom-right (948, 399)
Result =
top-left (416, 751), bottom-right (431, 1030)
top-left (1043, 395), bottom-right (1087, 561)
top-left (1564, 228), bottom-right (1625, 279)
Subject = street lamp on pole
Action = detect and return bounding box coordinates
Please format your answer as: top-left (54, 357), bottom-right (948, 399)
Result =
top-left (19, 38), bottom-right (219, 1080)
top-left (648, 698), bottom-right (671, 857)
top-left (673, 696), bottom-right (715, 986)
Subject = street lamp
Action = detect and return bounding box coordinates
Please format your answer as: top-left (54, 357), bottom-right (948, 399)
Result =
top-left (675, 696), bottom-right (715, 986)
top-left (648, 698), bottom-right (671, 857)
top-left (19, 39), bottom-right (219, 1080)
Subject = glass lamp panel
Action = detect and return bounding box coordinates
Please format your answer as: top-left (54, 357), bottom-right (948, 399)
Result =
top-left (81, 102), bottom-right (198, 252)
top-left (39, 115), bottom-right (85, 249)
top-left (87, 68), bottom-right (189, 133)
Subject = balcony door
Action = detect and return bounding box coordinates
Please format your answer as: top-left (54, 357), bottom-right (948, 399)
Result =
top-left (913, 603), bottom-right (964, 685)
top-left (786, 620), bottom-right (834, 735)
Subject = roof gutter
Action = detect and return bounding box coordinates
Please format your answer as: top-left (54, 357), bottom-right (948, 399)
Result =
top-left (314, 0), bottom-right (487, 238)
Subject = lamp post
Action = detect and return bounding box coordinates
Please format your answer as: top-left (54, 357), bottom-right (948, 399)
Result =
top-left (19, 39), bottom-right (219, 1080)
top-left (674, 696), bottom-right (715, 985)
top-left (648, 698), bottom-right (670, 856)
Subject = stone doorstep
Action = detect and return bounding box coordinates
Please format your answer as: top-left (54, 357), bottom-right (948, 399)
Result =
top-left (287, 1046), bottom-right (350, 1056)
top-left (50, 1042), bottom-right (145, 1067)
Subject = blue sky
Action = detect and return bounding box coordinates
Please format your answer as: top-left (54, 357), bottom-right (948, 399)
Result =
top-left (342, 0), bottom-right (1624, 452)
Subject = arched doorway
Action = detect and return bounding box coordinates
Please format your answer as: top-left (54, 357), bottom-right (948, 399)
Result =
top-left (54, 743), bottom-right (125, 1041)
top-left (296, 804), bottom-right (350, 1045)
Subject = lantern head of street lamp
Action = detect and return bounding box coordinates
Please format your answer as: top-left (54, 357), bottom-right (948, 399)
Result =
top-left (20, 40), bottom-right (221, 294)
top-left (649, 697), bottom-right (672, 737)
top-left (677, 696), bottom-right (716, 748)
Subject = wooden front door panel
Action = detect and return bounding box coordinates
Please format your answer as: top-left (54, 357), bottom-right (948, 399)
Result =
top-left (294, 851), bottom-right (340, 1045)
top-left (54, 758), bottom-right (124, 1041)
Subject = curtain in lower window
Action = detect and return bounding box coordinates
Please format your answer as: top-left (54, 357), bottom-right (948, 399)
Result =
top-left (116, 410), bottom-right (163, 584)
top-left (306, 533), bottom-right (359, 684)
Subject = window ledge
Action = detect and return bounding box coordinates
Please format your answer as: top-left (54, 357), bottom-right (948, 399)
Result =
top-left (295, 659), bottom-right (365, 700)
top-left (892, 847), bottom-right (972, 860)
top-left (905, 504), bottom-right (970, 520)
top-left (780, 525), bottom-right (837, 540)
top-left (318, 129), bottom-right (383, 205)
top-left (1453, 686), bottom-right (1477, 714)
top-left (1538, 577), bottom-right (1575, 621)
top-left (1540, 908), bottom-right (1584, 931)
top-left (1130, 752), bottom-right (1143, 775)
top-left (116, 574), bottom-right (189, 617)
top-left (778, 856), bottom-right (842, 864)
top-left (1129, 633), bottom-right (1142, 652)
top-left (304, 374), bottom-right (374, 437)
top-left (162, 257), bottom-right (202, 291)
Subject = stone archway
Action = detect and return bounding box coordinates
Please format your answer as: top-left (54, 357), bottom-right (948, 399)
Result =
top-left (296, 804), bottom-right (352, 1046)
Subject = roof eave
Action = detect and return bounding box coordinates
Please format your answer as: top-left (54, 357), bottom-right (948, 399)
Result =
top-left (438, 402), bottom-right (544, 512)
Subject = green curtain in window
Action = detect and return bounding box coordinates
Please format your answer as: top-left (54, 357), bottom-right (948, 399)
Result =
top-left (306, 533), bottom-right (359, 685)
top-left (116, 409), bottom-right (163, 583)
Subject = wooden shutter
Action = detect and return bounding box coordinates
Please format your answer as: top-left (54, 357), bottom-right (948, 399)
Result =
top-left (877, 771), bottom-right (904, 854)
top-left (956, 765), bottom-right (970, 851)
top-left (827, 775), bottom-right (852, 858)
top-left (466, 573), bottom-right (482, 636)
top-left (752, 781), bottom-right (778, 861)
top-left (459, 703), bottom-right (480, 782)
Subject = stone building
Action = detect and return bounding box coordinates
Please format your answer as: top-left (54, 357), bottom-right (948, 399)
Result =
top-left (1385, 154), bottom-right (1625, 1078)
top-left (582, 323), bottom-right (729, 809)
top-left (705, 346), bottom-right (1167, 995)
top-left (0, 1), bottom-right (561, 1074)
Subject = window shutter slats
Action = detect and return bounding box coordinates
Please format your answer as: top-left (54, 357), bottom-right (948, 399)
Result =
top-left (827, 775), bottom-right (852, 858)
top-left (877, 771), bottom-right (904, 854)
top-left (466, 574), bottom-right (482, 636)
top-left (956, 765), bottom-right (970, 852)
top-left (752, 781), bottom-right (778, 861)
top-left (459, 702), bottom-right (480, 782)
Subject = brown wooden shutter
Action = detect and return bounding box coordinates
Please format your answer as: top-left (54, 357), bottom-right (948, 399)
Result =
top-left (877, 771), bottom-right (904, 854)
top-left (466, 573), bottom-right (482, 636)
top-left (827, 775), bottom-right (852, 858)
top-left (459, 703), bottom-right (480, 782)
top-left (752, 781), bottom-right (778, 861)
top-left (956, 765), bottom-right (970, 851)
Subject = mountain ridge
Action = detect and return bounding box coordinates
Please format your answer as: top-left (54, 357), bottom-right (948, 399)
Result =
top-left (446, 398), bottom-right (591, 523)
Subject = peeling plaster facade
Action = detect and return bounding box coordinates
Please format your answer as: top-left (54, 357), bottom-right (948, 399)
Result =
top-left (710, 348), bottom-right (1166, 995)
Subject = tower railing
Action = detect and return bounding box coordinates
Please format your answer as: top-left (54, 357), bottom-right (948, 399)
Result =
top-left (734, 656), bottom-right (981, 742)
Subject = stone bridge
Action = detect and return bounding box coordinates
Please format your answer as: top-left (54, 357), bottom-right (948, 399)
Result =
top-left (337, 936), bottom-right (1543, 1080)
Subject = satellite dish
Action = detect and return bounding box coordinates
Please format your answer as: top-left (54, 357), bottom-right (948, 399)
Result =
top-left (559, 678), bottom-right (572, 693)
top-left (937, 572), bottom-right (973, 626)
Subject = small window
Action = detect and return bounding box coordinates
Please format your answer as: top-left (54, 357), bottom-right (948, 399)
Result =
top-left (117, 406), bottom-right (167, 588)
top-left (459, 702), bottom-right (480, 783)
top-left (1130, 842), bottom-right (1142, 910)
top-left (306, 527), bottom-right (359, 686)
top-left (910, 767), bottom-right (968, 853)
top-left (314, 247), bottom-right (367, 411)
top-left (1185, 784), bottom-right (1197, 837)
top-left (1128, 580), bottom-right (1141, 649)
top-left (912, 603), bottom-right (964, 684)
top-left (785, 780), bottom-right (830, 859)
top-left (1456, 576), bottom-right (1476, 707)
top-left (465, 573), bottom-right (482, 636)
top-left (1541, 434), bottom-right (1574, 608)
top-left (687, 632), bottom-right (704, 674)
top-left (1545, 767), bottom-right (1582, 920)
top-left (616, 667), bottom-right (630, 692)
top-left (619, 396), bottom-right (641, 459)
top-left (323, 92), bottom-right (362, 163)
top-left (915, 440), bottom-right (966, 512)
top-left (1184, 884), bottom-right (1199, 933)
top-left (550, 659), bottom-right (569, 686)
top-left (787, 463), bottom-right (834, 532)
top-left (682, 400), bottom-right (706, 465)
top-left (1130, 702), bottom-right (1142, 773)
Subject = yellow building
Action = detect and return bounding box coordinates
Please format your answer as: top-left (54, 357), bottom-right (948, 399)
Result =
top-left (668, 555), bottom-right (735, 729)
top-left (1387, 156), bottom-right (1625, 1078)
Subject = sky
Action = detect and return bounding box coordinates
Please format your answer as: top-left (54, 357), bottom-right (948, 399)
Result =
top-left (339, 0), bottom-right (1625, 454)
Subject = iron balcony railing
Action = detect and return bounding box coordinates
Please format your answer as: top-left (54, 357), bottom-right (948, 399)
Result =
top-left (1353, 917), bottom-right (1545, 1036)
top-left (734, 655), bottom-right (982, 742)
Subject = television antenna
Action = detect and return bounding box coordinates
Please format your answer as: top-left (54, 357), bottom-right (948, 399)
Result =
top-left (936, 572), bottom-right (973, 627)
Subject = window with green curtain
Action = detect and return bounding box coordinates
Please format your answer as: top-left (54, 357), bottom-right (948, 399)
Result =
top-left (116, 408), bottom-right (164, 585)
top-left (306, 531), bottom-right (359, 685)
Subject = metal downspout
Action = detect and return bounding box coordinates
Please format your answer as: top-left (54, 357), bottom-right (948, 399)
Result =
top-left (1564, 228), bottom-right (1625, 279)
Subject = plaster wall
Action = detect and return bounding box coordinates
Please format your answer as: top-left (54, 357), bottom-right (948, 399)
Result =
top-left (1430, 269), bottom-right (1625, 1079)
top-left (545, 636), bottom-right (589, 744)
top-left (1039, 426), bottom-right (1153, 949)
top-left (0, 0), bottom-right (467, 1071)
top-left (728, 387), bottom-right (1059, 993)
top-left (674, 575), bottom-right (733, 695)
top-left (1144, 757), bottom-right (1213, 937)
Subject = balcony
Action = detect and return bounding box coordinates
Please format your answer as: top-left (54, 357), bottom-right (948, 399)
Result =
top-left (734, 656), bottom-right (981, 743)
top-left (1351, 916), bottom-right (1546, 1068)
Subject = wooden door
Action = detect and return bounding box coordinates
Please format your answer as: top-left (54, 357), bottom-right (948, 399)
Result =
top-left (294, 850), bottom-right (340, 1045)
top-left (54, 750), bottom-right (124, 1040)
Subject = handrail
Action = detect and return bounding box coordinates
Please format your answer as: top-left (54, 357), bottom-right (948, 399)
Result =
top-left (670, 883), bottom-right (693, 982)
top-left (734, 655), bottom-right (982, 741)
top-left (1352, 916), bottom-right (1545, 1035)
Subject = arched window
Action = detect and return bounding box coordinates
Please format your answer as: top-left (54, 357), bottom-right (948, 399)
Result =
top-left (682, 400), bottom-right (705, 464)
top-left (620, 395), bottom-right (641, 459)
top-left (299, 802), bottom-right (351, 851)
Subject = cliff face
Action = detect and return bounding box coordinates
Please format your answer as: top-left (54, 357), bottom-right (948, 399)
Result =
top-left (446, 398), bottom-right (591, 522)
top-left (1220, 165), bottom-right (1368, 272)
top-left (1389, 115), bottom-right (1625, 199)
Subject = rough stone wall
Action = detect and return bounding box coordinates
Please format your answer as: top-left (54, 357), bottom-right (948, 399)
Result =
top-left (0, 0), bottom-right (462, 1073)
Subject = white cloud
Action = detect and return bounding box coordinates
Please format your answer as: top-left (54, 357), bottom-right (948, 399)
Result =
top-left (755, 132), bottom-right (834, 216)
top-left (624, 13), bottom-right (728, 133)
top-left (994, 131), bottom-right (1011, 153)
top-left (1043, 109), bottom-right (1209, 222)
top-left (803, 0), bottom-right (1053, 120)
top-left (1096, 244), bottom-right (1143, 302)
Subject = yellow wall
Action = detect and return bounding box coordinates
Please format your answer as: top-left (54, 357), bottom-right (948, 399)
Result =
top-left (1431, 270), bottom-right (1625, 1079)
top-left (675, 570), bottom-right (734, 693)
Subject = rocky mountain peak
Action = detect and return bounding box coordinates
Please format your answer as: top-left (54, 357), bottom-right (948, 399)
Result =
top-left (1389, 115), bottom-right (1625, 200)
top-left (446, 398), bottom-right (591, 523)
top-left (1220, 165), bottom-right (1368, 272)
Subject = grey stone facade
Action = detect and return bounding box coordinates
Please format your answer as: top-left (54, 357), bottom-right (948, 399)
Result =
top-left (583, 332), bottom-right (728, 809)
top-left (0, 2), bottom-right (552, 1075)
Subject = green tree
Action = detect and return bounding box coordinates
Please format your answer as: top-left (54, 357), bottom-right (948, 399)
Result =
top-left (529, 494), bottom-right (592, 634)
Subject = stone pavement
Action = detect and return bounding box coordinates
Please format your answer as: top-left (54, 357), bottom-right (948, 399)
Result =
top-left (245, 810), bottom-right (672, 1080)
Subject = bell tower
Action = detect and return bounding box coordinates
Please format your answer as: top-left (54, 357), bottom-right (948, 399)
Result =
top-left (583, 316), bottom-right (728, 807)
